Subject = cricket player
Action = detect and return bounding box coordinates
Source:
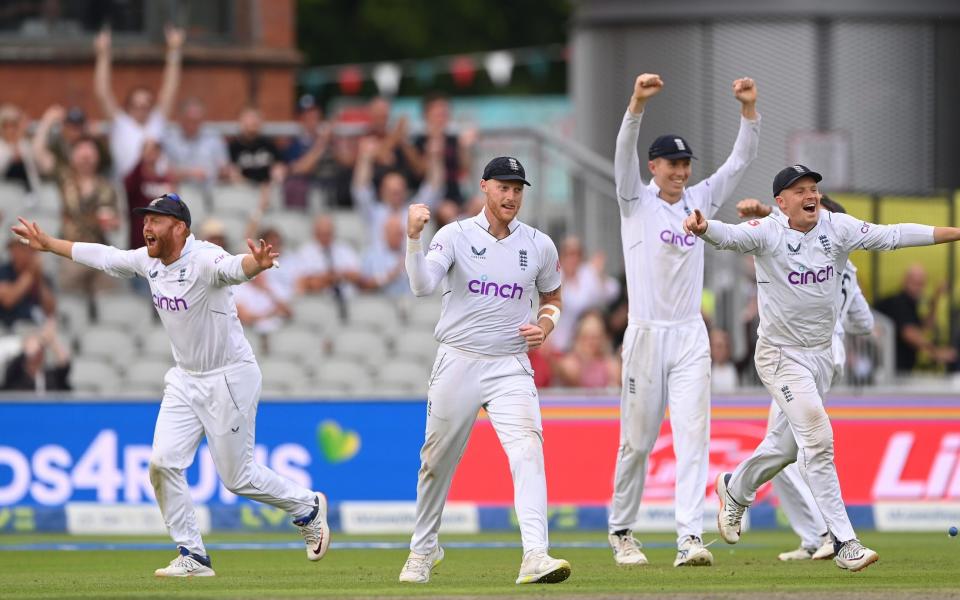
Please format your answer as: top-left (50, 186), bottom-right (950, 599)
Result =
top-left (608, 72), bottom-right (760, 567)
top-left (400, 157), bottom-right (569, 585)
top-left (684, 164), bottom-right (960, 571)
top-left (11, 193), bottom-right (330, 577)
top-left (736, 196), bottom-right (874, 561)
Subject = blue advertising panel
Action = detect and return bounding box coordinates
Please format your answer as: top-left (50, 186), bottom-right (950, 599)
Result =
top-left (0, 400), bottom-right (427, 507)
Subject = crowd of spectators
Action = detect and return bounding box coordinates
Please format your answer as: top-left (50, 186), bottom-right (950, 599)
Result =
top-left (1, 28), bottom-right (954, 392)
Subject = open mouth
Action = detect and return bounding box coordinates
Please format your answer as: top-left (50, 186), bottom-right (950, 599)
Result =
top-left (802, 201), bottom-right (817, 214)
top-left (144, 234), bottom-right (158, 249)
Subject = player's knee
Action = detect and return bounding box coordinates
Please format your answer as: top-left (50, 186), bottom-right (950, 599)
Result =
top-left (148, 458), bottom-right (175, 487)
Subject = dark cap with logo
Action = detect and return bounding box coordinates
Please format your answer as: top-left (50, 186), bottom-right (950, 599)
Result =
top-left (772, 164), bottom-right (822, 198)
top-left (133, 193), bottom-right (192, 227)
top-left (648, 134), bottom-right (696, 160)
top-left (482, 156), bottom-right (531, 186)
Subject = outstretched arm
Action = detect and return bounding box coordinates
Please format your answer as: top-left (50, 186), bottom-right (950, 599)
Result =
top-left (240, 237), bottom-right (280, 279)
top-left (93, 29), bottom-right (119, 120)
top-left (12, 217), bottom-right (140, 278)
top-left (156, 26), bottom-right (185, 120)
top-left (684, 208), bottom-right (769, 254)
top-left (31, 105), bottom-right (65, 175)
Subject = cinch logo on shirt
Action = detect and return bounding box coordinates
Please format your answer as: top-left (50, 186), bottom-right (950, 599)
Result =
top-left (153, 293), bottom-right (189, 312)
top-left (660, 230), bottom-right (696, 247)
top-left (788, 265), bottom-right (834, 285)
top-left (468, 276), bottom-right (523, 300)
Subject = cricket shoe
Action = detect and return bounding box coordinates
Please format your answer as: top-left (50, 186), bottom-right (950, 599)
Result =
top-left (154, 546), bottom-right (215, 577)
top-left (777, 546), bottom-right (817, 561)
top-left (608, 530), bottom-right (648, 566)
top-left (398, 546), bottom-right (444, 583)
top-left (811, 534), bottom-right (837, 560)
top-left (294, 492), bottom-right (331, 561)
top-left (834, 539), bottom-right (878, 572)
top-left (716, 472), bottom-right (747, 544)
top-left (516, 550), bottom-right (571, 584)
top-left (673, 535), bottom-right (714, 567)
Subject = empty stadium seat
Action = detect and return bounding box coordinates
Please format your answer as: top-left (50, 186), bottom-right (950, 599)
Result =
top-left (76, 325), bottom-right (137, 364)
top-left (313, 359), bottom-right (373, 392)
top-left (210, 184), bottom-right (262, 218)
top-left (289, 296), bottom-right (341, 331)
top-left (405, 298), bottom-right (443, 328)
top-left (262, 211), bottom-right (312, 246)
top-left (259, 358), bottom-right (312, 396)
top-left (331, 210), bottom-right (366, 251)
top-left (95, 293), bottom-right (156, 330)
top-left (267, 326), bottom-right (324, 362)
top-left (374, 359), bottom-right (429, 394)
top-left (329, 327), bottom-right (388, 366)
top-left (138, 326), bottom-right (174, 360)
top-left (56, 294), bottom-right (92, 335)
top-left (69, 358), bottom-right (122, 394)
top-left (391, 328), bottom-right (440, 363)
top-left (347, 295), bottom-right (403, 333)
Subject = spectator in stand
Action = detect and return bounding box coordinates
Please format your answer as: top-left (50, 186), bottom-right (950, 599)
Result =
top-left (293, 214), bottom-right (362, 307)
top-left (359, 214), bottom-right (409, 297)
top-left (198, 218), bottom-right (229, 251)
top-left (93, 26), bottom-right (183, 179)
top-left (33, 105), bottom-right (111, 177)
top-left (31, 132), bottom-right (119, 297)
top-left (0, 238), bottom-right (55, 329)
top-left (876, 264), bottom-right (956, 372)
top-left (125, 139), bottom-right (175, 250)
top-left (227, 107), bottom-right (285, 187)
top-left (553, 310), bottom-right (621, 388)
top-left (366, 96), bottom-right (417, 186)
top-left (710, 328), bottom-right (738, 392)
top-left (551, 236), bottom-right (621, 352)
top-left (2, 320), bottom-right (71, 392)
top-left (409, 92), bottom-right (478, 224)
top-left (283, 94), bottom-right (335, 210)
top-left (234, 229), bottom-right (294, 335)
top-left (352, 135), bottom-right (443, 247)
top-left (0, 104), bottom-right (40, 192)
top-left (163, 97), bottom-right (228, 193)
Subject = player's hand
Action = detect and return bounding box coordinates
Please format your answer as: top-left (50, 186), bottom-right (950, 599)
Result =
top-left (683, 209), bottom-right (708, 236)
top-left (407, 203), bottom-right (430, 239)
top-left (42, 105), bottom-right (66, 124)
top-left (632, 73), bottom-right (663, 100)
top-left (246, 238), bottom-right (280, 270)
top-left (736, 198), bottom-right (772, 219)
top-left (93, 28), bottom-right (111, 55)
top-left (519, 323), bottom-right (546, 349)
top-left (165, 25), bottom-right (186, 51)
top-left (11, 217), bottom-right (53, 252)
top-left (733, 77), bottom-right (757, 105)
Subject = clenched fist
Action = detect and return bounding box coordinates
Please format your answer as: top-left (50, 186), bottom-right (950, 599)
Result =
top-left (736, 198), bottom-right (772, 219)
top-left (683, 209), bottom-right (708, 236)
top-left (408, 203), bottom-right (430, 239)
top-left (733, 78), bottom-right (757, 105)
top-left (633, 73), bottom-right (663, 100)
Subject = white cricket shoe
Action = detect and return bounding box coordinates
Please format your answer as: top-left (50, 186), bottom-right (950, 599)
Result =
top-left (154, 547), bottom-right (215, 577)
top-left (778, 546), bottom-right (816, 561)
top-left (398, 546), bottom-right (444, 583)
top-left (834, 539), bottom-right (878, 572)
top-left (608, 530), bottom-right (648, 566)
top-left (716, 472), bottom-right (746, 544)
top-left (294, 492), bottom-right (331, 561)
top-left (674, 535), bottom-right (714, 567)
top-left (516, 550), bottom-right (571, 584)
top-left (811, 535), bottom-right (837, 560)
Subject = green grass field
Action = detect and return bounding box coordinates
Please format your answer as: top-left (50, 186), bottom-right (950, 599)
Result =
top-left (1, 531), bottom-right (958, 599)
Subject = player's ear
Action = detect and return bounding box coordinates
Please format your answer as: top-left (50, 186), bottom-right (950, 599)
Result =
top-left (775, 195), bottom-right (786, 211)
top-left (479, 178), bottom-right (487, 194)
top-left (647, 160), bottom-right (656, 175)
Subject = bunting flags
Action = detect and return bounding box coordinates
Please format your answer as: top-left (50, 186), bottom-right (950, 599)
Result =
top-left (301, 44), bottom-right (566, 96)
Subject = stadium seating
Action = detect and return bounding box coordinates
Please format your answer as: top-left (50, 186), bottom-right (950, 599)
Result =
top-left (76, 325), bottom-right (137, 365)
top-left (122, 358), bottom-right (173, 395)
top-left (69, 358), bottom-right (123, 394)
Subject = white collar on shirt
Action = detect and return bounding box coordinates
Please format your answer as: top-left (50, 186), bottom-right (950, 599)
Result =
top-left (473, 207), bottom-right (520, 236)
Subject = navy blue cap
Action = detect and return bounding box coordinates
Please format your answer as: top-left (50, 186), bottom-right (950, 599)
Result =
top-left (482, 156), bottom-right (530, 186)
top-left (649, 134), bottom-right (696, 160)
top-left (773, 165), bottom-right (822, 198)
top-left (298, 94), bottom-right (318, 112)
top-left (133, 193), bottom-right (192, 227)
top-left (65, 106), bottom-right (86, 125)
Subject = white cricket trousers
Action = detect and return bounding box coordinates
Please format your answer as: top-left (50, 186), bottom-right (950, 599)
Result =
top-left (727, 339), bottom-right (856, 543)
top-left (410, 344), bottom-right (548, 556)
top-left (149, 361), bottom-right (317, 556)
top-left (608, 317), bottom-right (711, 545)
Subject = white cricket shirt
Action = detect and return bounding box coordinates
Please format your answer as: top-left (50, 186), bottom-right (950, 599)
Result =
top-left (419, 210), bottom-right (561, 356)
top-left (614, 110), bottom-right (761, 323)
top-left (72, 234), bottom-right (255, 373)
top-left (702, 210), bottom-right (932, 348)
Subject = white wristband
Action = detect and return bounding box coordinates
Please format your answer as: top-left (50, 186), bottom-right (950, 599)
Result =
top-left (407, 237), bottom-right (423, 253)
top-left (538, 306), bottom-right (560, 328)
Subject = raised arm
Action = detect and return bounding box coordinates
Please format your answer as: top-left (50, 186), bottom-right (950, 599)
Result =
top-left (351, 137), bottom-right (379, 219)
top-left (697, 78), bottom-right (760, 217)
top-left (615, 74), bottom-right (661, 209)
top-left (684, 208), bottom-right (769, 254)
top-left (156, 26), bottom-right (185, 120)
top-left (410, 135), bottom-right (445, 210)
top-left (93, 29), bottom-right (119, 119)
top-left (405, 203), bottom-right (450, 296)
top-left (31, 105), bottom-right (65, 175)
